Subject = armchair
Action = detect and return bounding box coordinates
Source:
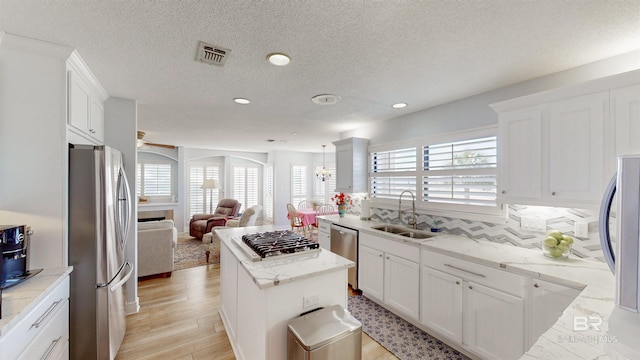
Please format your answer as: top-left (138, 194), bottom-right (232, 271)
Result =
top-left (189, 198), bottom-right (241, 239)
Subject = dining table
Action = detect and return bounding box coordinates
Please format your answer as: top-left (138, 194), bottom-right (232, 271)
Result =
top-left (295, 208), bottom-right (338, 227)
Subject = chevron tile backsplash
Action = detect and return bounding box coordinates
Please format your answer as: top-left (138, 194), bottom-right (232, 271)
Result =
top-left (346, 198), bottom-right (604, 261)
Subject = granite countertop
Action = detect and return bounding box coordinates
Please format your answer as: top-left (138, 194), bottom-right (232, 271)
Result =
top-left (320, 214), bottom-right (623, 359)
top-left (0, 266), bottom-right (73, 337)
top-left (215, 225), bottom-right (355, 289)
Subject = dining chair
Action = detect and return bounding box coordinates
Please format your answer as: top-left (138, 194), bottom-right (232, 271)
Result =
top-left (309, 204), bottom-right (335, 240)
top-left (297, 200), bottom-right (313, 210)
top-left (287, 203), bottom-right (307, 237)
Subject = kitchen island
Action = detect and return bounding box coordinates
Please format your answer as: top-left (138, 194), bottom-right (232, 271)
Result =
top-left (216, 225), bottom-right (355, 360)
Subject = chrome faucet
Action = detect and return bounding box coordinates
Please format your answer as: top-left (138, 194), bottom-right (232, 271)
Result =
top-left (398, 190), bottom-right (417, 229)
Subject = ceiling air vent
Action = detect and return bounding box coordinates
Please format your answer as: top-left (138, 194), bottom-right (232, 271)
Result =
top-left (196, 41), bottom-right (231, 67)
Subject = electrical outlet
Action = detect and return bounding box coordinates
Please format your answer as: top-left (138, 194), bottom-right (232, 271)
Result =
top-left (521, 216), bottom-right (547, 232)
top-left (303, 294), bottom-right (319, 308)
top-left (574, 221), bottom-right (589, 238)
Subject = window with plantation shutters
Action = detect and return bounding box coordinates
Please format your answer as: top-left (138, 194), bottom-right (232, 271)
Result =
top-left (315, 164), bottom-right (336, 204)
top-left (264, 164), bottom-right (274, 220)
top-left (368, 127), bottom-right (502, 220)
top-left (136, 162), bottom-right (173, 198)
top-left (188, 164), bottom-right (220, 218)
top-left (233, 165), bottom-right (259, 212)
top-left (370, 147), bottom-right (417, 199)
top-left (291, 165), bottom-right (307, 206)
top-left (422, 136), bottom-right (497, 207)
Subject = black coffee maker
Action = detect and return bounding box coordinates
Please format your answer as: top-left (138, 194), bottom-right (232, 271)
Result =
top-left (0, 225), bottom-right (38, 288)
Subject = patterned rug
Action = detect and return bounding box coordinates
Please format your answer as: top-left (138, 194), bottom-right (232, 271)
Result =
top-left (173, 234), bottom-right (220, 270)
top-left (347, 295), bottom-right (469, 360)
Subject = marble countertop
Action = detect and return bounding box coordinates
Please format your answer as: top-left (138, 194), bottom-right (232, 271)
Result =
top-left (320, 215), bottom-right (625, 359)
top-left (215, 225), bottom-right (355, 289)
top-left (0, 267), bottom-right (73, 337)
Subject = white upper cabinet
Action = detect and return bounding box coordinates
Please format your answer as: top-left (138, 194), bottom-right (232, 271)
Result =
top-left (498, 106), bottom-right (542, 200)
top-left (547, 92), bottom-right (607, 203)
top-left (332, 137), bottom-right (369, 193)
top-left (611, 84), bottom-right (640, 158)
top-left (492, 69), bottom-right (639, 208)
top-left (67, 52), bottom-right (108, 145)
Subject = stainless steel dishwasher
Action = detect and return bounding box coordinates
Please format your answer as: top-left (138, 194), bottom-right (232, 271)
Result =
top-left (330, 224), bottom-right (358, 289)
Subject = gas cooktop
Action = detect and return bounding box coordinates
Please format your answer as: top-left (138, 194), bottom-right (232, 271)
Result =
top-left (236, 230), bottom-right (320, 262)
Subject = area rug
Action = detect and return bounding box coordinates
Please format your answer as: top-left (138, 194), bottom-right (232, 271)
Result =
top-left (173, 234), bottom-right (220, 270)
top-left (348, 295), bottom-right (469, 360)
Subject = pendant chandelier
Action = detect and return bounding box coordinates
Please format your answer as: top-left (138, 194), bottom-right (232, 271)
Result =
top-left (316, 145), bottom-right (332, 181)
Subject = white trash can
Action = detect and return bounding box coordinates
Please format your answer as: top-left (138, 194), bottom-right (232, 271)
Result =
top-left (287, 305), bottom-right (362, 360)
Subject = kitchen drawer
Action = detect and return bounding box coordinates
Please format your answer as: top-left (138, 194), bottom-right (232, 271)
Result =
top-left (19, 300), bottom-right (69, 360)
top-left (2, 276), bottom-right (70, 360)
top-left (360, 233), bottom-right (419, 263)
top-left (318, 219), bottom-right (331, 233)
top-left (422, 250), bottom-right (524, 296)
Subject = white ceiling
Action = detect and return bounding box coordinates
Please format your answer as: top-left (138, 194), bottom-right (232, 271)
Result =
top-left (1, 1), bottom-right (638, 153)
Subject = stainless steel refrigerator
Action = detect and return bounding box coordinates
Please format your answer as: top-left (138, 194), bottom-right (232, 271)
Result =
top-left (68, 144), bottom-right (134, 360)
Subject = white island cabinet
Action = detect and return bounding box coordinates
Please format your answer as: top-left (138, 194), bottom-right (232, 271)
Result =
top-left (216, 225), bottom-right (354, 360)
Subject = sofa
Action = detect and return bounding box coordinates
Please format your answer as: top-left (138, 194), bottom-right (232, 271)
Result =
top-left (189, 198), bottom-right (241, 239)
top-left (137, 219), bottom-right (178, 278)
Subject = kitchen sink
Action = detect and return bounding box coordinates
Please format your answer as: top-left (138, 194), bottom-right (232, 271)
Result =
top-left (371, 225), bottom-right (407, 234)
top-left (371, 225), bottom-right (434, 239)
top-left (398, 231), bottom-right (433, 239)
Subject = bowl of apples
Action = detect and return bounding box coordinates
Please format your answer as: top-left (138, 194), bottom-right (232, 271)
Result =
top-left (542, 230), bottom-right (573, 259)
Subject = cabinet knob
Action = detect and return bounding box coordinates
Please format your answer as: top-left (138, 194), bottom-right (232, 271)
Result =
top-left (501, 190), bottom-right (506, 194)
top-left (379, 254), bottom-right (382, 258)
top-left (455, 281), bottom-right (460, 285)
top-left (468, 285), bottom-right (473, 290)
top-left (551, 191), bottom-right (556, 196)
top-left (534, 283), bottom-right (540, 288)
top-left (386, 256), bottom-right (389, 260)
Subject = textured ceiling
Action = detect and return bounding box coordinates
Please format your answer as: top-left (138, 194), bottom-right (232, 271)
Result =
top-left (1, 1), bottom-right (639, 153)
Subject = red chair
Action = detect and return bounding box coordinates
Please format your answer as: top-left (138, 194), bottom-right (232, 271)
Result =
top-left (189, 199), bottom-right (241, 239)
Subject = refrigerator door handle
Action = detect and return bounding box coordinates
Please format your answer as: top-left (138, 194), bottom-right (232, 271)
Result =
top-left (116, 166), bottom-right (133, 249)
top-left (599, 173), bottom-right (617, 273)
top-left (106, 260), bottom-right (134, 293)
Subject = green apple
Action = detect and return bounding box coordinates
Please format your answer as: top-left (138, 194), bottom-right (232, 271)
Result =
top-left (543, 236), bottom-right (559, 248)
top-left (558, 240), bottom-right (571, 252)
top-left (562, 234), bottom-right (574, 245)
top-left (549, 247), bottom-right (564, 258)
top-left (548, 230), bottom-right (563, 241)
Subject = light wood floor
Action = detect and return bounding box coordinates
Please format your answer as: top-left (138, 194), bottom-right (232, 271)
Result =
top-left (116, 264), bottom-right (397, 360)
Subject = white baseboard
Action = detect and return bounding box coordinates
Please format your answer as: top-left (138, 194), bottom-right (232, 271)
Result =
top-left (125, 297), bottom-right (140, 315)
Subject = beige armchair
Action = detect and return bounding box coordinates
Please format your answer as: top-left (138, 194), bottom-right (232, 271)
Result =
top-left (137, 219), bottom-right (177, 278)
top-left (204, 205), bottom-right (263, 244)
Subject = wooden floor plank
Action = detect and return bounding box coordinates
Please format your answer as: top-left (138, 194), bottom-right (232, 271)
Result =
top-left (116, 264), bottom-right (396, 359)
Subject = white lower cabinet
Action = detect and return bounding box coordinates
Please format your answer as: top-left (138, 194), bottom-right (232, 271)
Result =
top-left (359, 232), bottom-right (420, 320)
top-left (359, 244), bottom-right (384, 300)
top-left (0, 275), bottom-right (70, 360)
top-left (528, 279), bottom-right (582, 347)
top-left (421, 250), bottom-right (525, 360)
top-left (317, 219), bottom-right (331, 250)
top-left (421, 266), bottom-right (463, 342)
top-left (384, 253), bottom-right (420, 318)
top-left (463, 281), bottom-right (525, 360)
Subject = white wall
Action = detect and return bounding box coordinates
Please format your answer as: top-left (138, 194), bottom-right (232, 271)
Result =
top-left (343, 49), bottom-right (640, 145)
top-left (104, 97), bottom-right (139, 313)
top-left (0, 33), bottom-right (72, 270)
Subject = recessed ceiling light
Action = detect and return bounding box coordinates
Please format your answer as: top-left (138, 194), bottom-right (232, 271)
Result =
top-left (267, 53), bottom-right (291, 66)
top-left (311, 94), bottom-right (342, 105)
top-left (392, 102), bottom-right (407, 109)
top-left (233, 98), bottom-right (251, 104)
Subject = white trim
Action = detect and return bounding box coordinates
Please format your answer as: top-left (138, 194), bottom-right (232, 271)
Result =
top-left (490, 69), bottom-right (640, 113)
top-left (0, 32), bottom-right (74, 59)
top-left (67, 50), bottom-right (109, 100)
top-left (369, 125), bottom-right (497, 153)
